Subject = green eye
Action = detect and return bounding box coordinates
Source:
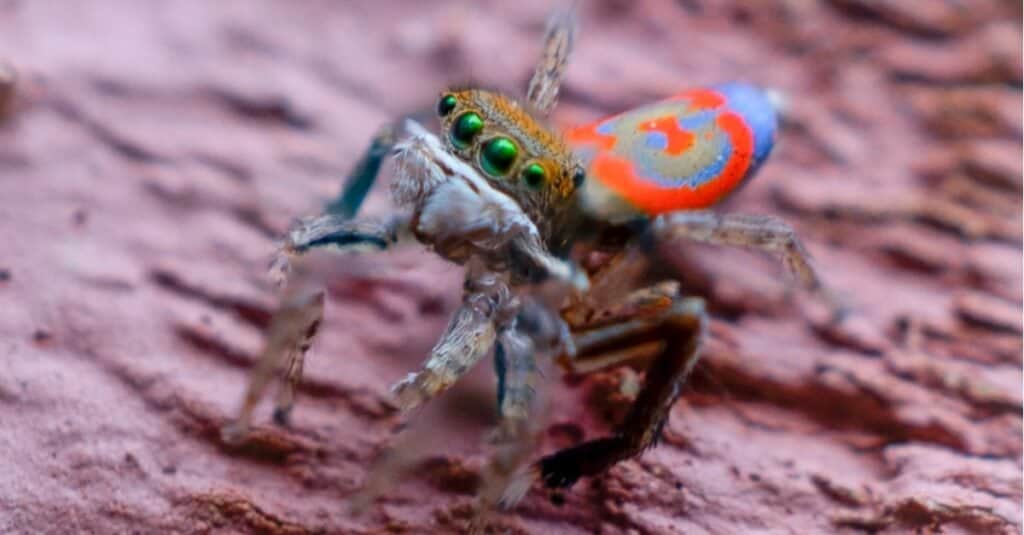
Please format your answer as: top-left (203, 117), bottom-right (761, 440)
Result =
top-left (450, 112), bottom-right (483, 149)
top-left (437, 94), bottom-right (457, 117)
top-left (522, 163), bottom-right (546, 189)
top-left (480, 137), bottom-right (519, 176)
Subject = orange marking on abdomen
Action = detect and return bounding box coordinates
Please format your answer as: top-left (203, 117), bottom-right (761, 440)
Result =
top-left (591, 111), bottom-right (754, 215)
top-left (712, 111), bottom-right (754, 200)
top-left (673, 88), bottom-right (726, 110)
top-left (564, 122), bottom-right (617, 150)
top-left (638, 116), bottom-right (694, 156)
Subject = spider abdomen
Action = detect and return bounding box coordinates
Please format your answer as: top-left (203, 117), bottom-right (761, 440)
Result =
top-left (567, 82), bottom-right (778, 220)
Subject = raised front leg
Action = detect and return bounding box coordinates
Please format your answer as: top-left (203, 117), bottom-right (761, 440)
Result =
top-left (223, 127), bottom-right (413, 442)
top-left (526, 8), bottom-right (577, 115)
top-left (652, 210), bottom-right (844, 318)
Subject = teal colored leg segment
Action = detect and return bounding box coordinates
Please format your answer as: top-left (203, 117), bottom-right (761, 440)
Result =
top-left (324, 125), bottom-right (396, 218)
top-left (324, 109), bottom-right (436, 219)
top-left (493, 343), bottom-right (508, 412)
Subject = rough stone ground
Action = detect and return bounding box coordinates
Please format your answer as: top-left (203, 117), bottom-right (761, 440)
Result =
top-left (0, 0), bottom-right (1020, 533)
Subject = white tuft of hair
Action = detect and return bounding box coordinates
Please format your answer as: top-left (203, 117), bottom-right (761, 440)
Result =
top-left (765, 88), bottom-right (789, 119)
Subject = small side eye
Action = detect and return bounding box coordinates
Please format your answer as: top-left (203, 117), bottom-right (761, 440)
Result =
top-left (572, 167), bottom-right (586, 188)
top-left (522, 163), bottom-right (546, 189)
top-left (437, 94), bottom-right (457, 117)
top-left (450, 112), bottom-right (483, 149)
top-left (480, 137), bottom-right (519, 176)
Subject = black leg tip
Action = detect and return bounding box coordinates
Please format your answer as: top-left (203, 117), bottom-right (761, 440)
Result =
top-left (539, 453), bottom-right (582, 489)
top-left (538, 437), bottom-right (626, 490)
top-left (272, 406), bottom-right (292, 427)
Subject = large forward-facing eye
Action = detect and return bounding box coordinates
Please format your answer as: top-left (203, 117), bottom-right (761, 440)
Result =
top-left (450, 112), bottom-right (483, 149)
top-left (480, 137), bottom-right (519, 176)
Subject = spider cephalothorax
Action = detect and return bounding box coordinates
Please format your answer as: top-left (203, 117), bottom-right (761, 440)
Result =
top-left (222, 7), bottom-right (842, 518)
top-left (436, 89), bottom-right (586, 241)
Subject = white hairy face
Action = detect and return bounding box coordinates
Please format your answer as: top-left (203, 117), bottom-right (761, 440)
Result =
top-left (390, 120), bottom-right (585, 290)
top-left (391, 120), bottom-right (543, 262)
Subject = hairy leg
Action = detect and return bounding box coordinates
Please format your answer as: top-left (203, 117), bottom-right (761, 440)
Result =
top-left (481, 298), bottom-right (572, 511)
top-left (493, 331), bottom-right (535, 425)
top-left (221, 288), bottom-right (325, 443)
top-left (272, 311), bottom-right (321, 426)
top-left (538, 295), bottom-right (706, 489)
top-left (223, 213), bottom-right (407, 441)
top-left (652, 211), bottom-right (844, 318)
top-left (390, 269), bottom-right (518, 412)
top-left (223, 127), bottom-right (413, 441)
top-left (559, 280), bottom-right (682, 375)
top-left (478, 327), bottom-right (543, 513)
top-left (526, 7), bottom-right (577, 115)
top-left (269, 213), bottom-right (410, 286)
top-left (322, 109), bottom-right (437, 217)
top-left (354, 294), bottom-right (554, 515)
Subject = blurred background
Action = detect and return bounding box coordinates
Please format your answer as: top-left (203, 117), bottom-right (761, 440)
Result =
top-left (0, 1), bottom-right (1020, 533)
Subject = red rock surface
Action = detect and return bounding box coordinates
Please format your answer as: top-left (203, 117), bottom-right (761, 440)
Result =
top-left (0, 1), bottom-right (1020, 533)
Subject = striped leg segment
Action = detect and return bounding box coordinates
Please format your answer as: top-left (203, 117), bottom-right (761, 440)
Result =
top-left (269, 213), bottom-right (409, 287)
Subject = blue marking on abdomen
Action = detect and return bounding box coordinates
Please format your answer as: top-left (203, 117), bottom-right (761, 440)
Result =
top-left (684, 134), bottom-right (732, 188)
top-left (676, 109), bottom-right (716, 131)
top-left (713, 82), bottom-right (777, 168)
top-left (596, 118), bottom-right (617, 135)
top-left (633, 131), bottom-right (732, 189)
top-left (644, 131), bottom-right (668, 150)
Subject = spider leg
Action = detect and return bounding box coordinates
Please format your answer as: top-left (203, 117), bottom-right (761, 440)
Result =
top-left (268, 213), bottom-right (411, 287)
top-left (560, 280), bottom-right (682, 375)
top-left (390, 269), bottom-right (516, 412)
top-left (493, 295), bottom-right (572, 435)
top-left (478, 326), bottom-right (542, 512)
top-left (271, 309), bottom-right (320, 427)
top-left (222, 129), bottom-right (413, 441)
top-left (350, 288), bottom-right (529, 514)
top-left (526, 7), bottom-right (578, 115)
top-left (652, 210), bottom-right (846, 320)
top-left (323, 125), bottom-right (397, 218)
top-left (493, 330), bottom-right (535, 425)
top-left (224, 213), bottom-right (406, 441)
top-left (538, 293), bottom-right (706, 489)
top-left (323, 110), bottom-right (436, 218)
top-left (221, 287), bottom-right (325, 443)
top-left (480, 298), bottom-right (571, 511)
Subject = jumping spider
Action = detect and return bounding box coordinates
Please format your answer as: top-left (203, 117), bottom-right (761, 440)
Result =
top-left (221, 8), bottom-right (841, 510)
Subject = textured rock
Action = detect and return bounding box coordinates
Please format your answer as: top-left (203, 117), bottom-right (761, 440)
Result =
top-left (0, 0), bottom-right (1019, 533)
